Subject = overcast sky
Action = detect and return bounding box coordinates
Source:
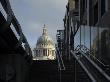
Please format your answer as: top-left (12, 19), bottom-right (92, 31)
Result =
top-left (10, 0), bottom-right (68, 49)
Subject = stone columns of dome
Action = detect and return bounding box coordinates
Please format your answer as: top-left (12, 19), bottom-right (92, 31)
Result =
top-left (43, 49), bottom-right (44, 56)
top-left (40, 49), bottom-right (43, 55)
top-left (39, 50), bottom-right (40, 56)
top-left (41, 49), bottom-right (43, 56)
top-left (42, 49), bottom-right (43, 56)
top-left (44, 49), bottom-right (46, 56)
top-left (40, 50), bottom-right (41, 56)
top-left (36, 50), bottom-right (37, 56)
top-left (46, 49), bottom-right (47, 56)
top-left (48, 50), bottom-right (49, 56)
top-left (50, 50), bottom-right (51, 55)
top-left (53, 50), bottom-right (55, 56)
top-left (47, 49), bottom-right (48, 56)
top-left (44, 49), bottom-right (45, 56)
top-left (49, 49), bottom-right (50, 55)
top-left (49, 50), bottom-right (50, 56)
top-left (38, 50), bottom-right (39, 56)
top-left (52, 50), bottom-right (54, 55)
top-left (33, 49), bottom-right (35, 56)
top-left (45, 49), bottom-right (47, 56)
top-left (41, 50), bottom-right (43, 56)
top-left (47, 49), bottom-right (49, 56)
top-left (38, 50), bottom-right (40, 56)
top-left (52, 50), bottom-right (53, 55)
top-left (41, 49), bottom-right (42, 56)
top-left (40, 49), bottom-right (41, 56)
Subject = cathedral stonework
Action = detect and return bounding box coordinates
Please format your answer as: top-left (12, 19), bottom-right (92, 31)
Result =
top-left (33, 25), bottom-right (56, 60)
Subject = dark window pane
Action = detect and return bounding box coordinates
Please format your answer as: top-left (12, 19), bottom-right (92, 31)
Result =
top-left (99, 27), bottom-right (109, 64)
top-left (94, 2), bottom-right (98, 25)
top-left (74, 27), bottom-right (80, 49)
top-left (101, 0), bottom-right (106, 16)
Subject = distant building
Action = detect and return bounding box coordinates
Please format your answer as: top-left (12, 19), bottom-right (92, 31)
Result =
top-left (56, 30), bottom-right (64, 56)
top-left (33, 25), bottom-right (56, 60)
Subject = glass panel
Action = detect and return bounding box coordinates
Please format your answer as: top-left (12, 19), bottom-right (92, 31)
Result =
top-left (79, 25), bottom-right (90, 52)
top-left (91, 26), bottom-right (98, 57)
top-left (74, 25), bottom-right (110, 67)
top-left (99, 27), bottom-right (110, 64)
top-left (81, 25), bottom-right (85, 45)
top-left (85, 26), bottom-right (90, 49)
top-left (74, 27), bottom-right (80, 49)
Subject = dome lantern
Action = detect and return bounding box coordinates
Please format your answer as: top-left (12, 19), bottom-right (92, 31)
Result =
top-left (42, 24), bottom-right (48, 35)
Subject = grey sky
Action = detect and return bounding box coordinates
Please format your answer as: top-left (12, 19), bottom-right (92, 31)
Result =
top-left (10, 0), bottom-right (67, 49)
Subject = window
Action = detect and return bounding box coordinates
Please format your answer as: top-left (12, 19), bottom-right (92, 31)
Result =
top-left (94, 2), bottom-right (98, 25)
top-left (36, 50), bottom-right (38, 55)
top-left (43, 49), bottom-right (45, 56)
top-left (99, 27), bottom-right (109, 63)
top-left (101, 0), bottom-right (106, 16)
top-left (74, 27), bottom-right (80, 49)
top-left (91, 26), bottom-right (98, 57)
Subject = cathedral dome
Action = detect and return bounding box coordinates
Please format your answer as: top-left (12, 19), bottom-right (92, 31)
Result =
top-left (36, 25), bottom-right (54, 45)
top-left (37, 35), bottom-right (54, 45)
top-left (33, 24), bottom-right (56, 60)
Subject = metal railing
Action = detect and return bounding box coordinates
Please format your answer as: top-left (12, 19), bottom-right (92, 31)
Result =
top-left (71, 45), bottom-right (110, 82)
top-left (71, 50), bottom-right (96, 82)
top-left (75, 45), bottom-right (109, 67)
top-left (56, 45), bottom-right (65, 71)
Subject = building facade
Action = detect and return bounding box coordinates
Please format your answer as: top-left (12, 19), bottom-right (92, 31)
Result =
top-left (63, 0), bottom-right (110, 65)
top-left (33, 25), bottom-right (56, 60)
top-left (57, 0), bottom-right (110, 81)
top-left (75, 0), bottom-right (110, 65)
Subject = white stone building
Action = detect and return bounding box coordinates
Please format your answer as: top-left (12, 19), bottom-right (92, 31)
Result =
top-left (33, 25), bottom-right (56, 60)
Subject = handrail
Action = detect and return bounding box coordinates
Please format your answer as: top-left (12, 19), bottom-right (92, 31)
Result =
top-left (71, 50), bottom-right (96, 82)
top-left (0, 0), bottom-right (13, 30)
top-left (56, 50), bottom-right (61, 70)
top-left (0, 0), bottom-right (32, 57)
top-left (56, 45), bottom-right (65, 71)
top-left (75, 45), bottom-right (109, 67)
top-left (75, 45), bottom-right (110, 81)
top-left (81, 51), bottom-right (110, 81)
